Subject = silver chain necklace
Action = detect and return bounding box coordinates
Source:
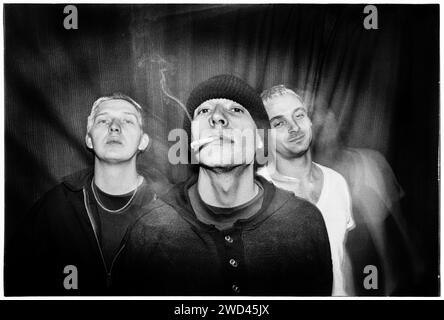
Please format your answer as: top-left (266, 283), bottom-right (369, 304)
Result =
top-left (91, 176), bottom-right (142, 213)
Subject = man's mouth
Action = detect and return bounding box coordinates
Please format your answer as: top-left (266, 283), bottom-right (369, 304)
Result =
top-left (288, 134), bottom-right (305, 143)
top-left (191, 135), bottom-right (233, 151)
top-left (106, 139), bottom-right (123, 145)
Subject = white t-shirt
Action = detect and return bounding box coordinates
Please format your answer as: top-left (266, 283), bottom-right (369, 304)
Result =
top-left (258, 163), bottom-right (355, 296)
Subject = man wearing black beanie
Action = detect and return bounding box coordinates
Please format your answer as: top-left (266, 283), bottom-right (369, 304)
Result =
top-left (116, 74), bottom-right (333, 295)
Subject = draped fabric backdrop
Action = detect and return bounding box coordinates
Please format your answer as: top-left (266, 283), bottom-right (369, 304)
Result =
top-left (4, 4), bottom-right (439, 295)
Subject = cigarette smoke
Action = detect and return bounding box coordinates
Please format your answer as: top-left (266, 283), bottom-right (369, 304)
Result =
top-left (150, 54), bottom-right (192, 122)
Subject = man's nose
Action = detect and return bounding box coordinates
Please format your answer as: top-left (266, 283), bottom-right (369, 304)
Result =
top-left (109, 119), bottom-right (121, 133)
top-left (288, 119), bottom-right (300, 133)
top-left (209, 106), bottom-right (228, 127)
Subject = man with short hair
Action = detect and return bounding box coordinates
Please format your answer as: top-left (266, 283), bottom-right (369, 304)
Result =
top-left (258, 85), bottom-right (355, 295)
top-left (6, 93), bottom-right (170, 295)
top-left (117, 75), bottom-right (332, 295)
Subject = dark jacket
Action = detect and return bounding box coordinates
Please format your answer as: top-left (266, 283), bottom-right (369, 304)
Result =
top-left (116, 175), bottom-right (333, 296)
top-left (4, 166), bottom-right (171, 296)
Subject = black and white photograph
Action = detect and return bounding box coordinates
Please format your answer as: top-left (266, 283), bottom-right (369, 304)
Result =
top-left (1, 2), bottom-right (440, 301)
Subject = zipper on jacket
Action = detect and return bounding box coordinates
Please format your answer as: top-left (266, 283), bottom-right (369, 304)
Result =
top-left (83, 188), bottom-right (127, 288)
top-left (106, 243), bottom-right (126, 287)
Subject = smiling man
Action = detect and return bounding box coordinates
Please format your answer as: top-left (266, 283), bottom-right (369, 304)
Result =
top-left (257, 85), bottom-right (355, 295)
top-left (117, 75), bottom-right (333, 295)
top-left (6, 93), bottom-right (170, 295)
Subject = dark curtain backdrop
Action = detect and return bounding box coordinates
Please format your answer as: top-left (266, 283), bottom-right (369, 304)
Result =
top-left (4, 4), bottom-right (439, 294)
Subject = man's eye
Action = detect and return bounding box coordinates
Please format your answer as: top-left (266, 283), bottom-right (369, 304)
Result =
top-left (231, 107), bottom-right (244, 113)
top-left (197, 108), bottom-right (209, 115)
top-left (123, 119), bottom-right (134, 124)
top-left (272, 121), bottom-right (284, 128)
top-left (294, 113), bottom-right (305, 120)
top-left (96, 119), bottom-right (108, 124)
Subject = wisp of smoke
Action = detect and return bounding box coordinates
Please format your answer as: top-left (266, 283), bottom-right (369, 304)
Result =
top-left (150, 54), bottom-right (192, 122)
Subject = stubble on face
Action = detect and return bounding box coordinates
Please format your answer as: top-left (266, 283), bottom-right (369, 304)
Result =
top-left (264, 94), bottom-right (313, 160)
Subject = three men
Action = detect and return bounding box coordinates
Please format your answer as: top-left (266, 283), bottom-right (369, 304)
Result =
top-left (257, 85), bottom-right (355, 295)
top-left (117, 75), bottom-right (333, 295)
top-left (6, 93), bottom-right (170, 295)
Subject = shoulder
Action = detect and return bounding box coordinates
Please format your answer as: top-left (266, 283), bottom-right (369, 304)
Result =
top-left (137, 165), bottom-right (173, 197)
top-left (136, 199), bottom-right (183, 228)
top-left (28, 168), bottom-right (93, 220)
top-left (258, 176), bottom-right (323, 220)
top-left (127, 197), bottom-right (193, 253)
top-left (269, 189), bottom-right (330, 247)
top-left (129, 182), bottom-right (190, 239)
top-left (33, 181), bottom-right (78, 211)
top-left (13, 181), bottom-right (81, 236)
top-left (317, 163), bottom-right (347, 184)
top-left (138, 178), bottom-right (188, 221)
top-left (316, 163), bottom-right (349, 192)
top-left (271, 185), bottom-right (326, 227)
top-left (315, 163), bottom-right (355, 230)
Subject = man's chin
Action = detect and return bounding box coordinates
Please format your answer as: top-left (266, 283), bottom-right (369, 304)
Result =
top-left (282, 146), bottom-right (310, 159)
top-left (200, 163), bottom-right (250, 174)
top-left (97, 152), bottom-right (136, 164)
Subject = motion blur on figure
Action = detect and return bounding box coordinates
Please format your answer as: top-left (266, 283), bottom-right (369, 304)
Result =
top-left (311, 104), bottom-right (424, 295)
top-left (257, 85), bottom-right (355, 296)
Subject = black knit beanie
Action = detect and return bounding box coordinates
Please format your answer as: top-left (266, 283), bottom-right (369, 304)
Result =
top-left (185, 74), bottom-right (270, 141)
top-left (186, 74), bottom-right (269, 128)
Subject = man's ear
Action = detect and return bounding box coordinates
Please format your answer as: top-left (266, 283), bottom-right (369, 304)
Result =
top-left (138, 133), bottom-right (150, 152)
top-left (85, 134), bottom-right (93, 149)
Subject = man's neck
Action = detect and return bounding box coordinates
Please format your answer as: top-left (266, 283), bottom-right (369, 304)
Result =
top-left (93, 159), bottom-right (140, 195)
top-left (197, 164), bottom-right (258, 208)
top-left (275, 150), bottom-right (315, 181)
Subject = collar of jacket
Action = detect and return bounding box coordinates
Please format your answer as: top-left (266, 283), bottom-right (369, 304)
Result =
top-left (159, 172), bottom-right (293, 232)
top-left (61, 168), bottom-right (93, 191)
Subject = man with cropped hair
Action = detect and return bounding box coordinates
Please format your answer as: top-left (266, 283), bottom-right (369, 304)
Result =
top-left (258, 84), bottom-right (355, 295)
top-left (6, 93), bottom-right (170, 295)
